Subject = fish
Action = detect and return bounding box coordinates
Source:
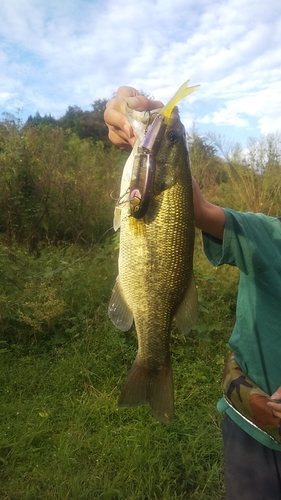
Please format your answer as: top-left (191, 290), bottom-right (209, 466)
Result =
top-left (108, 81), bottom-right (199, 424)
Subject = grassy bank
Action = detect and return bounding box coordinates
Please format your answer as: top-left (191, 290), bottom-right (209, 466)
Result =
top-left (0, 235), bottom-right (237, 499)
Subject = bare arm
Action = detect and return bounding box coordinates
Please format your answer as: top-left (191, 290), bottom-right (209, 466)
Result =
top-left (192, 178), bottom-right (226, 240)
top-left (104, 87), bottom-right (226, 240)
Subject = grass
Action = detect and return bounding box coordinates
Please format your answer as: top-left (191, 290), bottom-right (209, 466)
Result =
top-left (0, 234), bottom-right (238, 499)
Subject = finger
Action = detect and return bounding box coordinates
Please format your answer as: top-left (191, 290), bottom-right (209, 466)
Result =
top-left (115, 86), bottom-right (140, 101)
top-left (105, 95), bottom-right (164, 127)
top-left (107, 86), bottom-right (141, 115)
top-left (104, 87), bottom-right (164, 151)
top-left (125, 95), bottom-right (164, 111)
top-left (108, 129), bottom-right (134, 151)
top-left (108, 86), bottom-right (164, 113)
top-left (104, 107), bottom-right (130, 131)
top-left (267, 400), bottom-right (281, 418)
top-left (270, 409), bottom-right (281, 418)
top-left (104, 107), bottom-right (134, 147)
top-left (271, 388), bottom-right (281, 399)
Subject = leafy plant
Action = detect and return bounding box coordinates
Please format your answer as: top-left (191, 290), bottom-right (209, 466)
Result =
top-left (0, 118), bottom-right (127, 249)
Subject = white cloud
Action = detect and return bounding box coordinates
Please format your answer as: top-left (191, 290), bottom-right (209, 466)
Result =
top-left (0, 0), bottom-right (280, 144)
top-left (199, 79), bottom-right (281, 135)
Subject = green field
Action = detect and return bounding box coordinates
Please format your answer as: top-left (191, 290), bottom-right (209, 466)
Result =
top-left (0, 237), bottom-right (237, 499)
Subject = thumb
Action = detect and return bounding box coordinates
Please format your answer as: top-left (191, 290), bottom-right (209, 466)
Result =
top-left (271, 387), bottom-right (281, 400)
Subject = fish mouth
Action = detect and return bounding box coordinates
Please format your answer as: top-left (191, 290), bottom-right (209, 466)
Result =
top-left (130, 113), bottom-right (166, 219)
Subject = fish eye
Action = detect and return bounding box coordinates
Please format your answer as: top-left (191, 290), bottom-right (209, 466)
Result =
top-left (168, 131), bottom-right (179, 143)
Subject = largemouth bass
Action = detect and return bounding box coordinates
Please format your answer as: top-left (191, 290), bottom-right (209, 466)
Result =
top-left (109, 81), bottom-right (199, 424)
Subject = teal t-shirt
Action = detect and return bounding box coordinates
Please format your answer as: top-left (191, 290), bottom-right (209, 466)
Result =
top-left (202, 208), bottom-right (281, 451)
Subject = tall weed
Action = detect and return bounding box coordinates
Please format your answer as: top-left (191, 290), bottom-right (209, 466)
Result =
top-left (0, 121), bottom-right (126, 248)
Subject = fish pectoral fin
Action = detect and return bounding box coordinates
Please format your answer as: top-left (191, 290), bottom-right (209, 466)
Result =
top-left (118, 355), bottom-right (174, 425)
top-left (175, 273), bottom-right (198, 335)
top-left (108, 277), bottom-right (134, 332)
top-left (113, 206), bottom-right (121, 231)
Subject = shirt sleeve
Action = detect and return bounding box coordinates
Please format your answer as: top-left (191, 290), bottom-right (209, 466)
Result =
top-left (202, 209), bottom-right (278, 276)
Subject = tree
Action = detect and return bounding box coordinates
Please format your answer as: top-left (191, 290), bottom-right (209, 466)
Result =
top-left (26, 112), bottom-right (57, 127)
top-left (22, 99), bottom-right (110, 143)
top-left (187, 128), bottom-right (225, 192)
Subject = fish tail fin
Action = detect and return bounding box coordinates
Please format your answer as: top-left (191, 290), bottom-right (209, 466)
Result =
top-left (148, 361), bottom-right (174, 425)
top-left (118, 355), bottom-right (174, 425)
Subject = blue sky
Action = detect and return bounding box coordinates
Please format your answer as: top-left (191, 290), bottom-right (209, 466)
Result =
top-left (0, 0), bottom-right (281, 147)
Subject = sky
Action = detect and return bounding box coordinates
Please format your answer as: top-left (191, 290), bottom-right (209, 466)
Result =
top-left (0, 0), bottom-right (281, 147)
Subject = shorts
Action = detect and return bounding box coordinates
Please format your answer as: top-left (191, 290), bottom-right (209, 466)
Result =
top-left (223, 414), bottom-right (281, 500)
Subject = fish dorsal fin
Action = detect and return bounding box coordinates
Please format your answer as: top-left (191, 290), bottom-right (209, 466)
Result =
top-left (108, 276), bottom-right (134, 332)
top-left (175, 273), bottom-right (198, 335)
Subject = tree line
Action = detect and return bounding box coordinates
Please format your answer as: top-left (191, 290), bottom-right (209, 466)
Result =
top-left (1, 101), bottom-right (281, 253)
top-left (23, 99), bottom-right (109, 143)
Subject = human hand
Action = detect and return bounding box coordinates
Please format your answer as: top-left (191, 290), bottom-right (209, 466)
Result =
top-left (267, 387), bottom-right (281, 419)
top-left (104, 86), bottom-right (164, 151)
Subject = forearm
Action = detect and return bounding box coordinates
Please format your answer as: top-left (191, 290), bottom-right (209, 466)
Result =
top-left (192, 178), bottom-right (226, 240)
